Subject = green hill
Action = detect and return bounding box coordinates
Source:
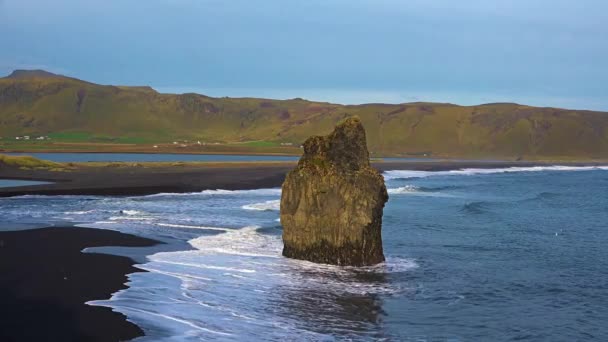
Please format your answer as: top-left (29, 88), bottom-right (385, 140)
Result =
top-left (1, 70), bottom-right (607, 159)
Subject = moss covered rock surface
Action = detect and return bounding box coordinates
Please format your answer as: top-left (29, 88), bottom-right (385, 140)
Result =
top-left (280, 117), bottom-right (388, 266)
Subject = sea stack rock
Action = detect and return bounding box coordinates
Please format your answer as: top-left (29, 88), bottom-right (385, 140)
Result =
top-left (280, 117), bottom-right (388, 266)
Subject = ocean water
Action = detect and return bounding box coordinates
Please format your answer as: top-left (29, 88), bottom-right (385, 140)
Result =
top-left (0, 179), bottom-right (51, 188)
top-left (1, 166), bottom-right (608, 341)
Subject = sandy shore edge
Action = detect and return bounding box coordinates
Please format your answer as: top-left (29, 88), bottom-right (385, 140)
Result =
top-left (0, 226), bottom-right (159, 341)
top-left (1, 160), bottom-right (607, 197)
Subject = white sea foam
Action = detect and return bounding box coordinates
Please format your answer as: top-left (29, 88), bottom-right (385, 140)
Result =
top-left (157, 223), bottom-right (232, 232)
top-left (387, 185), bottom-right (455, 197)
top-left (64, 210), bottom-right (96, 215)
top-left (383, 165), bottom-right (608, 180)
top-left (242, 200), bottom-right (280, 211)
top-left (87, 223), bottom-right (419, 340)
top-left (7, 163), bottom-right (605, 341)
top-left (188, 226), bottom-right (282, 257)
top-left (80, 221), bottom-right (116, 225)
top-left (9, 180), bottom-right (423, 340)
top-left (109, 216), bottom-right (156, 221)
top-left (387, 185), bottom-right (420, 194)
top-left (159, 226), bottom-right (417, 294)
top-left (104, 304), bottom-right (234, 337)
top-left (121, 209), bottom-right (143, 215)
top-left (139, 188), bottom-right (282, 198)
top-left (148, 259), bottom-right (257, 274)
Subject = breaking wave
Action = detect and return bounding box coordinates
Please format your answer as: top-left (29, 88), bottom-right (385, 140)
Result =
top-left (387, 185), bottom-right (455, 197)
top-left (187, 225), bottom-right (282, 257)
top-left (157, 223), bottom-right (232, 232)
top-left (387, 185), bottom-right (420, 194)
top-left (120, 209), bottom-right (144, 216)
top-left (242, 200), bottom-right (281, 211)
top-left (91, 225), bottom-right (418, 340)
top-left (383, 165), bottom-right (608, 180)
top-left (138, 188), bottom-right (282, 198)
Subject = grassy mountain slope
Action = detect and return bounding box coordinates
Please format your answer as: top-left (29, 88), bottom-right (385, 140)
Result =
top-left (1, 70), bottom-right (607, 159)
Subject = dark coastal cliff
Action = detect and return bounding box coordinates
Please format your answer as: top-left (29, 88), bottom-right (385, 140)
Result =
top-left (280, 117), bottom-right (388, 266)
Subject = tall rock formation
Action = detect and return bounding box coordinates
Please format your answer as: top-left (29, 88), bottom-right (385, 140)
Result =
top-left (280, 117), bottom-right (388, 266)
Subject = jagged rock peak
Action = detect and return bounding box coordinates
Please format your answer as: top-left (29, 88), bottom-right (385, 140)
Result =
top-left (300, 116), bottom-right (370, 172)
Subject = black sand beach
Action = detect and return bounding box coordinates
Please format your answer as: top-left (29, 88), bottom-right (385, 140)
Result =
top-left (1, 159), bottom-right (607, 340)
top-left (2, 160), bottom-right (607, 197)
top-left (0, 226), bottom-right (159, 342)
top-left (0, 162), bottom-right (295, 197)
top-left (1, 160), bottom-right (608, 341)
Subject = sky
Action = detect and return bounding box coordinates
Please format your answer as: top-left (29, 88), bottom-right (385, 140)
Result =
top-left (0, 0), bottom-right (607, 110)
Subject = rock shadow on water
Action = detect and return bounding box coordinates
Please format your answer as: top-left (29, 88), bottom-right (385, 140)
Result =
top-left (459, 201), bottom-right (493, 215)
top-left (257, 225), bottom-right (411, 338)
top-left (271, 287), bottom-right (390, 339)
top-left (265, 256), bottom-right (409, 339)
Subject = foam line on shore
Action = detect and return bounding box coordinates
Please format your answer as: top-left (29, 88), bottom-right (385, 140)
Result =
top-left (242, 200), bottom-right (281, 211)
top-left (383, 165), bottom-right (608, 180)
top-left (157, 223), bottom-right (232, 231)
top-left (138, 188), bottom-right (282, 198)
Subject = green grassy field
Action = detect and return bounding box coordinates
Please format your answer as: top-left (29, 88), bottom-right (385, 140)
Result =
top-left (45, 132), bottom-right (160, 144)
top-left (0, 154), bottom-right (67, 170)
top-left (2, 70), bottom-right (608, 160)
top-left (236, 141), bottom-right (281, 147)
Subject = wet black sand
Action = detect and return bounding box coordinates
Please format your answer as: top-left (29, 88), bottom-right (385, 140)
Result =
top-left (1, 160), bottom-right (606, 197)
top-left (0, 226), bottom-right (159, 342)
top-left (0, 159), bottom-right (607, 341)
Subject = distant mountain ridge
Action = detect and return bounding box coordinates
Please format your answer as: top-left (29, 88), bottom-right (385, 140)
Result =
top-left (7, 70), bottom-right (64, 79)
top-left (1, 70), bottom-right (607, 159)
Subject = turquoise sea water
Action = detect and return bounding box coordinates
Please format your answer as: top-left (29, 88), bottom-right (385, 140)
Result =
top-left (0, 166), bottom-right (607, 341)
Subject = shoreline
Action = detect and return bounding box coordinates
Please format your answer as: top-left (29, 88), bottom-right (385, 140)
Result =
top-left (1, 148), bottom-right (302, 157)
top-left (4, 148), bottom-right (608, 162)
top-left (1, 160), bottom-right (608, 340)
top-left (1, 160), bottom-right (607, 197)
top-left (0, 226), bottom-right (160, 342)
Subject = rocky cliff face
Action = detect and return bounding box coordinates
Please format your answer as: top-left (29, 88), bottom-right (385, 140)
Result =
top-left (280, 117), bottom-right (388, 266)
